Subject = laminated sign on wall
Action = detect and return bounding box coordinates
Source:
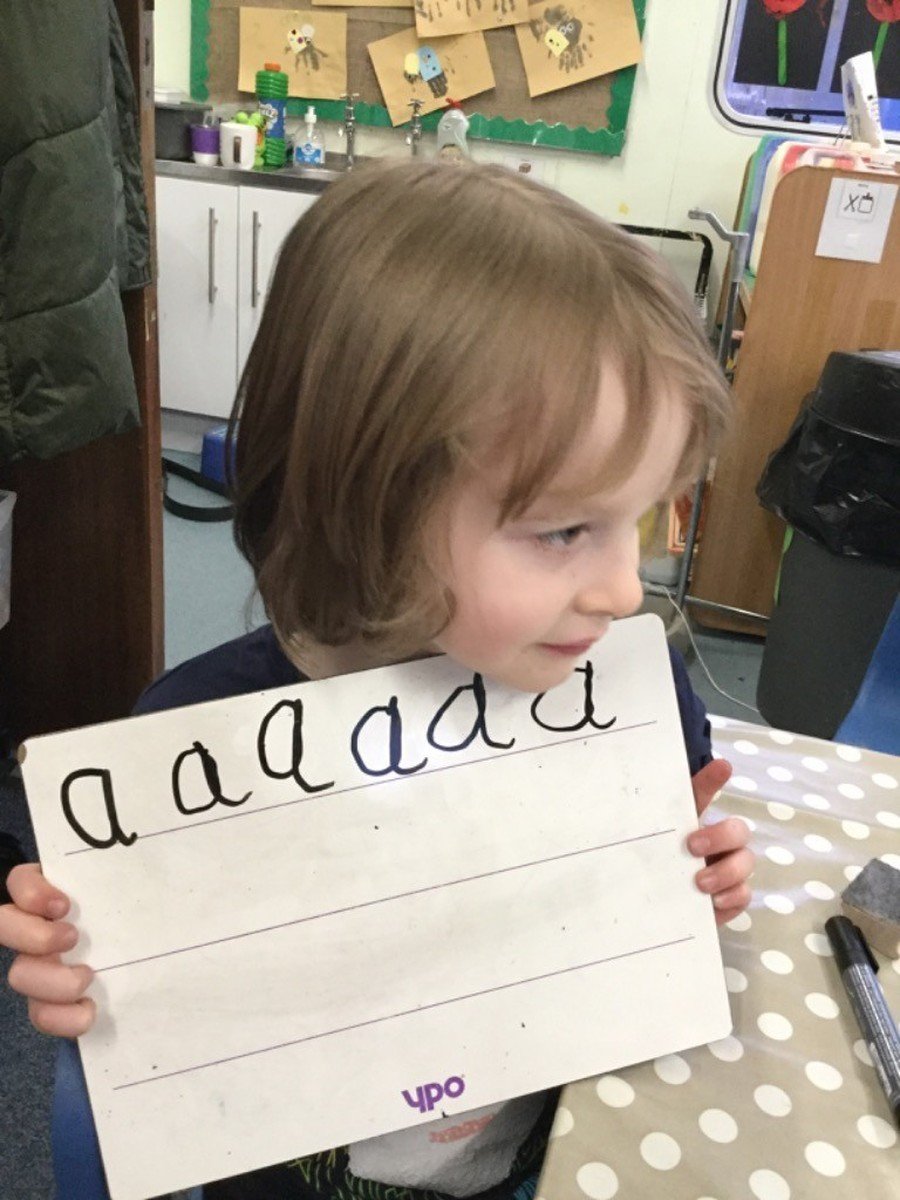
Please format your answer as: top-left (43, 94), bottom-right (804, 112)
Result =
top-left (22, 613), bottom-right (731, 1200)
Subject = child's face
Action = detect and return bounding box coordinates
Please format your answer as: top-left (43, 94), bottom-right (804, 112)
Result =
top-left (430, 365), bottom-right (689, 693)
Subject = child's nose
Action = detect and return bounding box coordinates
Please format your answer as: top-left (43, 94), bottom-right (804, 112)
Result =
top-left (574, 562), bottom-right (643, 621)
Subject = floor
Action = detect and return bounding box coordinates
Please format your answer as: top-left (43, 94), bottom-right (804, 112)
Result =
top-left (0, 467), bottom-right (766, 1199)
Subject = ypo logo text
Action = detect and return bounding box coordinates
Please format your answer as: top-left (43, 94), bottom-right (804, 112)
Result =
top-left (402, 1075), bottom-right (465, 1113)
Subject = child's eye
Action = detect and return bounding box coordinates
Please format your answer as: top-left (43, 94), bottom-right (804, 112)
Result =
top-left (535, 524), bottom-right (587, 550)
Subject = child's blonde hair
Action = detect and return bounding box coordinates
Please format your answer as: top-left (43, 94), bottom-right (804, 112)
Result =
top-left (231, 158), bottom-right (729, 659)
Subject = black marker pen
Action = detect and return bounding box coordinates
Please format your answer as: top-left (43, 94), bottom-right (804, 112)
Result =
top-left (825, 916), bottom-right (900, 1128)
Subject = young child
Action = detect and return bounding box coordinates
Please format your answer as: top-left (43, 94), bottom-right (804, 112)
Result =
top-left (1, 160), bottom-right (753, 1200)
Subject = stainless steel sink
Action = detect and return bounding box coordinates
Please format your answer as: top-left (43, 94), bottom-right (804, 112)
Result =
top-left (286, 152), bottom-right (371, 184)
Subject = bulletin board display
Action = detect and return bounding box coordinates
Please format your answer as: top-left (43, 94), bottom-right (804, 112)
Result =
top-left (190, 0), bottom-right (645, 155)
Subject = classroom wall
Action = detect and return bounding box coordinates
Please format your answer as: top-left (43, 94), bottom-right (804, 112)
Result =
top-left (153, 0), bottom-right (757, 301)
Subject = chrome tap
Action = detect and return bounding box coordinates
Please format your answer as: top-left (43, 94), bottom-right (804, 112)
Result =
top-left (338, 93), bottom-right (359, 169)
top-left (406, 99), bottom-right (424, 157)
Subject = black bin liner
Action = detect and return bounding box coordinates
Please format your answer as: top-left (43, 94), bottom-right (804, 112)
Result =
top-left (756, 350), bottom-right (900, 566)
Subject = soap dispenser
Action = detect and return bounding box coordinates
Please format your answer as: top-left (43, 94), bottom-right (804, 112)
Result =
top-left (294, 105), bottom-right (325, 166)
top-left (436, 100), bottom-right (469, 162)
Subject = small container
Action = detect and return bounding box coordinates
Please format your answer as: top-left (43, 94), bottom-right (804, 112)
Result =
top-left (293, 105), bottom-right (325, 166)
top-left (220, 121), bottom-right (257, 170)
top-left (190, 123), bottom-right (220, 166)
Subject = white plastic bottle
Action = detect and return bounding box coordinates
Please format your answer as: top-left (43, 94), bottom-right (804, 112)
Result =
top-left (294, 105), bottom-right (325, 167)
top-left (436, 101), bottom-right (469, 162)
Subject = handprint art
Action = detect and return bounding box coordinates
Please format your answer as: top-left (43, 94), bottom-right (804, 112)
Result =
top-left (531, 6), bottom-right (593, 74)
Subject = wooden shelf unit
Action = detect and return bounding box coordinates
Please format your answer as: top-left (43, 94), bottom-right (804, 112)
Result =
top-left (691, 164), bottom-right (900, 636)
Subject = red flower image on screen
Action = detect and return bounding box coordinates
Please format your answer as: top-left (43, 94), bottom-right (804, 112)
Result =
top-left (760, 0), bottom-right (809, 84)
top-left (761, 0), bottom-right (807, 13)
top-left (867, 0), bottom-right (899, 68)
top-left (867, 1), bottom-right (900, 20)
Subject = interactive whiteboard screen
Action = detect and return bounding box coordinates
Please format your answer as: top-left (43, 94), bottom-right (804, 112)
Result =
top-left (22, 614), bottom-right (731, 1200)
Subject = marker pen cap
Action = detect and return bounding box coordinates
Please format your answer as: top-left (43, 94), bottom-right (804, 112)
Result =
top-left (825, 915), bottom-right (879, 975)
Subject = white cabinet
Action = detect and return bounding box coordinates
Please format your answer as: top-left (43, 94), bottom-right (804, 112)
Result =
top-left (237, 188), bottom-right (318, 377)
top-left (156, 174), bottom-right (319, 419)
top-left (156, 176), bottom-right (239, 419)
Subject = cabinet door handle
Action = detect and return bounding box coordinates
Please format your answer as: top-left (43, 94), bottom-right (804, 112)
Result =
top-left (207, 207), bottom-right (218, 304)
top-left (251, 210), bottom-right (261, 309)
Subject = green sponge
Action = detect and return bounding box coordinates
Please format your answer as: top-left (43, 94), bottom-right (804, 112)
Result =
top-left (841, 859), bottom-right (900, 959)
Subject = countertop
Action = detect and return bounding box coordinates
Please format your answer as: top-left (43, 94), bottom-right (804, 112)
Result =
top-left (154, 156), bottom-right (363, 194)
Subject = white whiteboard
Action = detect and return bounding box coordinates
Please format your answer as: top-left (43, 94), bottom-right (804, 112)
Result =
top-left (22, 613), bottom-right (731, 1200)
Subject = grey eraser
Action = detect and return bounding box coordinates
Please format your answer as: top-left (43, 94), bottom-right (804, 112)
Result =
top-left (841, 858), bottom-right (900, 960)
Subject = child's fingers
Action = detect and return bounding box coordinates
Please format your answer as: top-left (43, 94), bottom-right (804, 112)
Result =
top-left (714, 901), bottom-right (748, 927)
top-left (28, 995), bottom-right (96, 1039)
top-left (0, 904), bottom-right (79, 957)
top-left (712, 883), bottom-right (751, 913)
top-left (8, 954), bottom-right (94, 1005)
top-left (687, 816), bottom-right (749, 860)
top-left (4, 863), bottom-right (69, 919)
top-left (691, 757), bottom-right (733, 817)
top-left (695, 848), bottom-right (755, 896)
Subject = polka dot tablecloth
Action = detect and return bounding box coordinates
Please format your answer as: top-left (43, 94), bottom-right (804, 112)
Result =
top-left (537, 718), bottom-right (900, 1200)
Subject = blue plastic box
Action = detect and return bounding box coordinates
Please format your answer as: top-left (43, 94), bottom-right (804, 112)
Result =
top-left (200, 424), bottom-right (233, 489)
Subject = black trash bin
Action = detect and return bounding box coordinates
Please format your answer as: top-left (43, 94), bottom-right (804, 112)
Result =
top-left (755, 350), bottom-right (900, 750)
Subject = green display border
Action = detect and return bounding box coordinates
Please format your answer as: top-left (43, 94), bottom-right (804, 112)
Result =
top-left (190, 0), bottom-right (644, 157)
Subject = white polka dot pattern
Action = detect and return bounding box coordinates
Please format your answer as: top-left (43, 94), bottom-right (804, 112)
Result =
top-left (724, 967), bottom-right (748, 993)
top-left (802, 880), bottom-right (834, 900)
top-left (765, 846), bottom-right (795, 866)
top-left (594, 1076), bottom-right (634, 1108)
top-left (576, 1162), bottom-right (619, 1198)
top-left (835, 744), bottom-right (861, 762)
top-left (640, 1132), bottom-right (681, 1170)
top-left (804, 932), bottom-right (833, 957)
top-left (732, 775), bottom-right (758, 793)
top-left (856, 1114), bottom-right (896, 1149)
top-left (804, 1141), bottom-right (846, 1176)
top-left (760, 950), bottom-right (793, 975)
top-left (734, 739), bottom-right (759, 756)
top-left (803, 833), bottom-right (832, 854)
top-left (757, 1012), bottom-right (793, 1041)
top-left (726, 912), bottom-right (752, 932)
top-left (708, 1035), bottom-right (744, 1062)
top-left (749, 1168), bottom-right (791, 1200)
top-left (767, 766), bottom-right (793, 783)
top-left (551, 1106), bottom-right (574, 1137)
top-left (753, 1085), bottom-right (792, 1117)
top-left (804, 1061), bottom-right (843, 1091)
top-left (538, 723), bottom-right (900, 1200)
top-left (767, 801), bottom-right (794, 821)
top-left (804, 992), bottom-right (839, 1019)
top-left (800, 756), bottom-right (828, 773)
top-left (802, 792), bottom-right (829, 810)
top-left (653, 1054), bottom-right (691, 1085)
top-left (698, 1109), bottom-right (738, 1143)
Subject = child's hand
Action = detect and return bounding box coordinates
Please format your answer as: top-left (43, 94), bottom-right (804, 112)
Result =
top-left (686, 758), bottom-right (754, 926)
top-left (0, 863), bottom-right (95, 1037)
